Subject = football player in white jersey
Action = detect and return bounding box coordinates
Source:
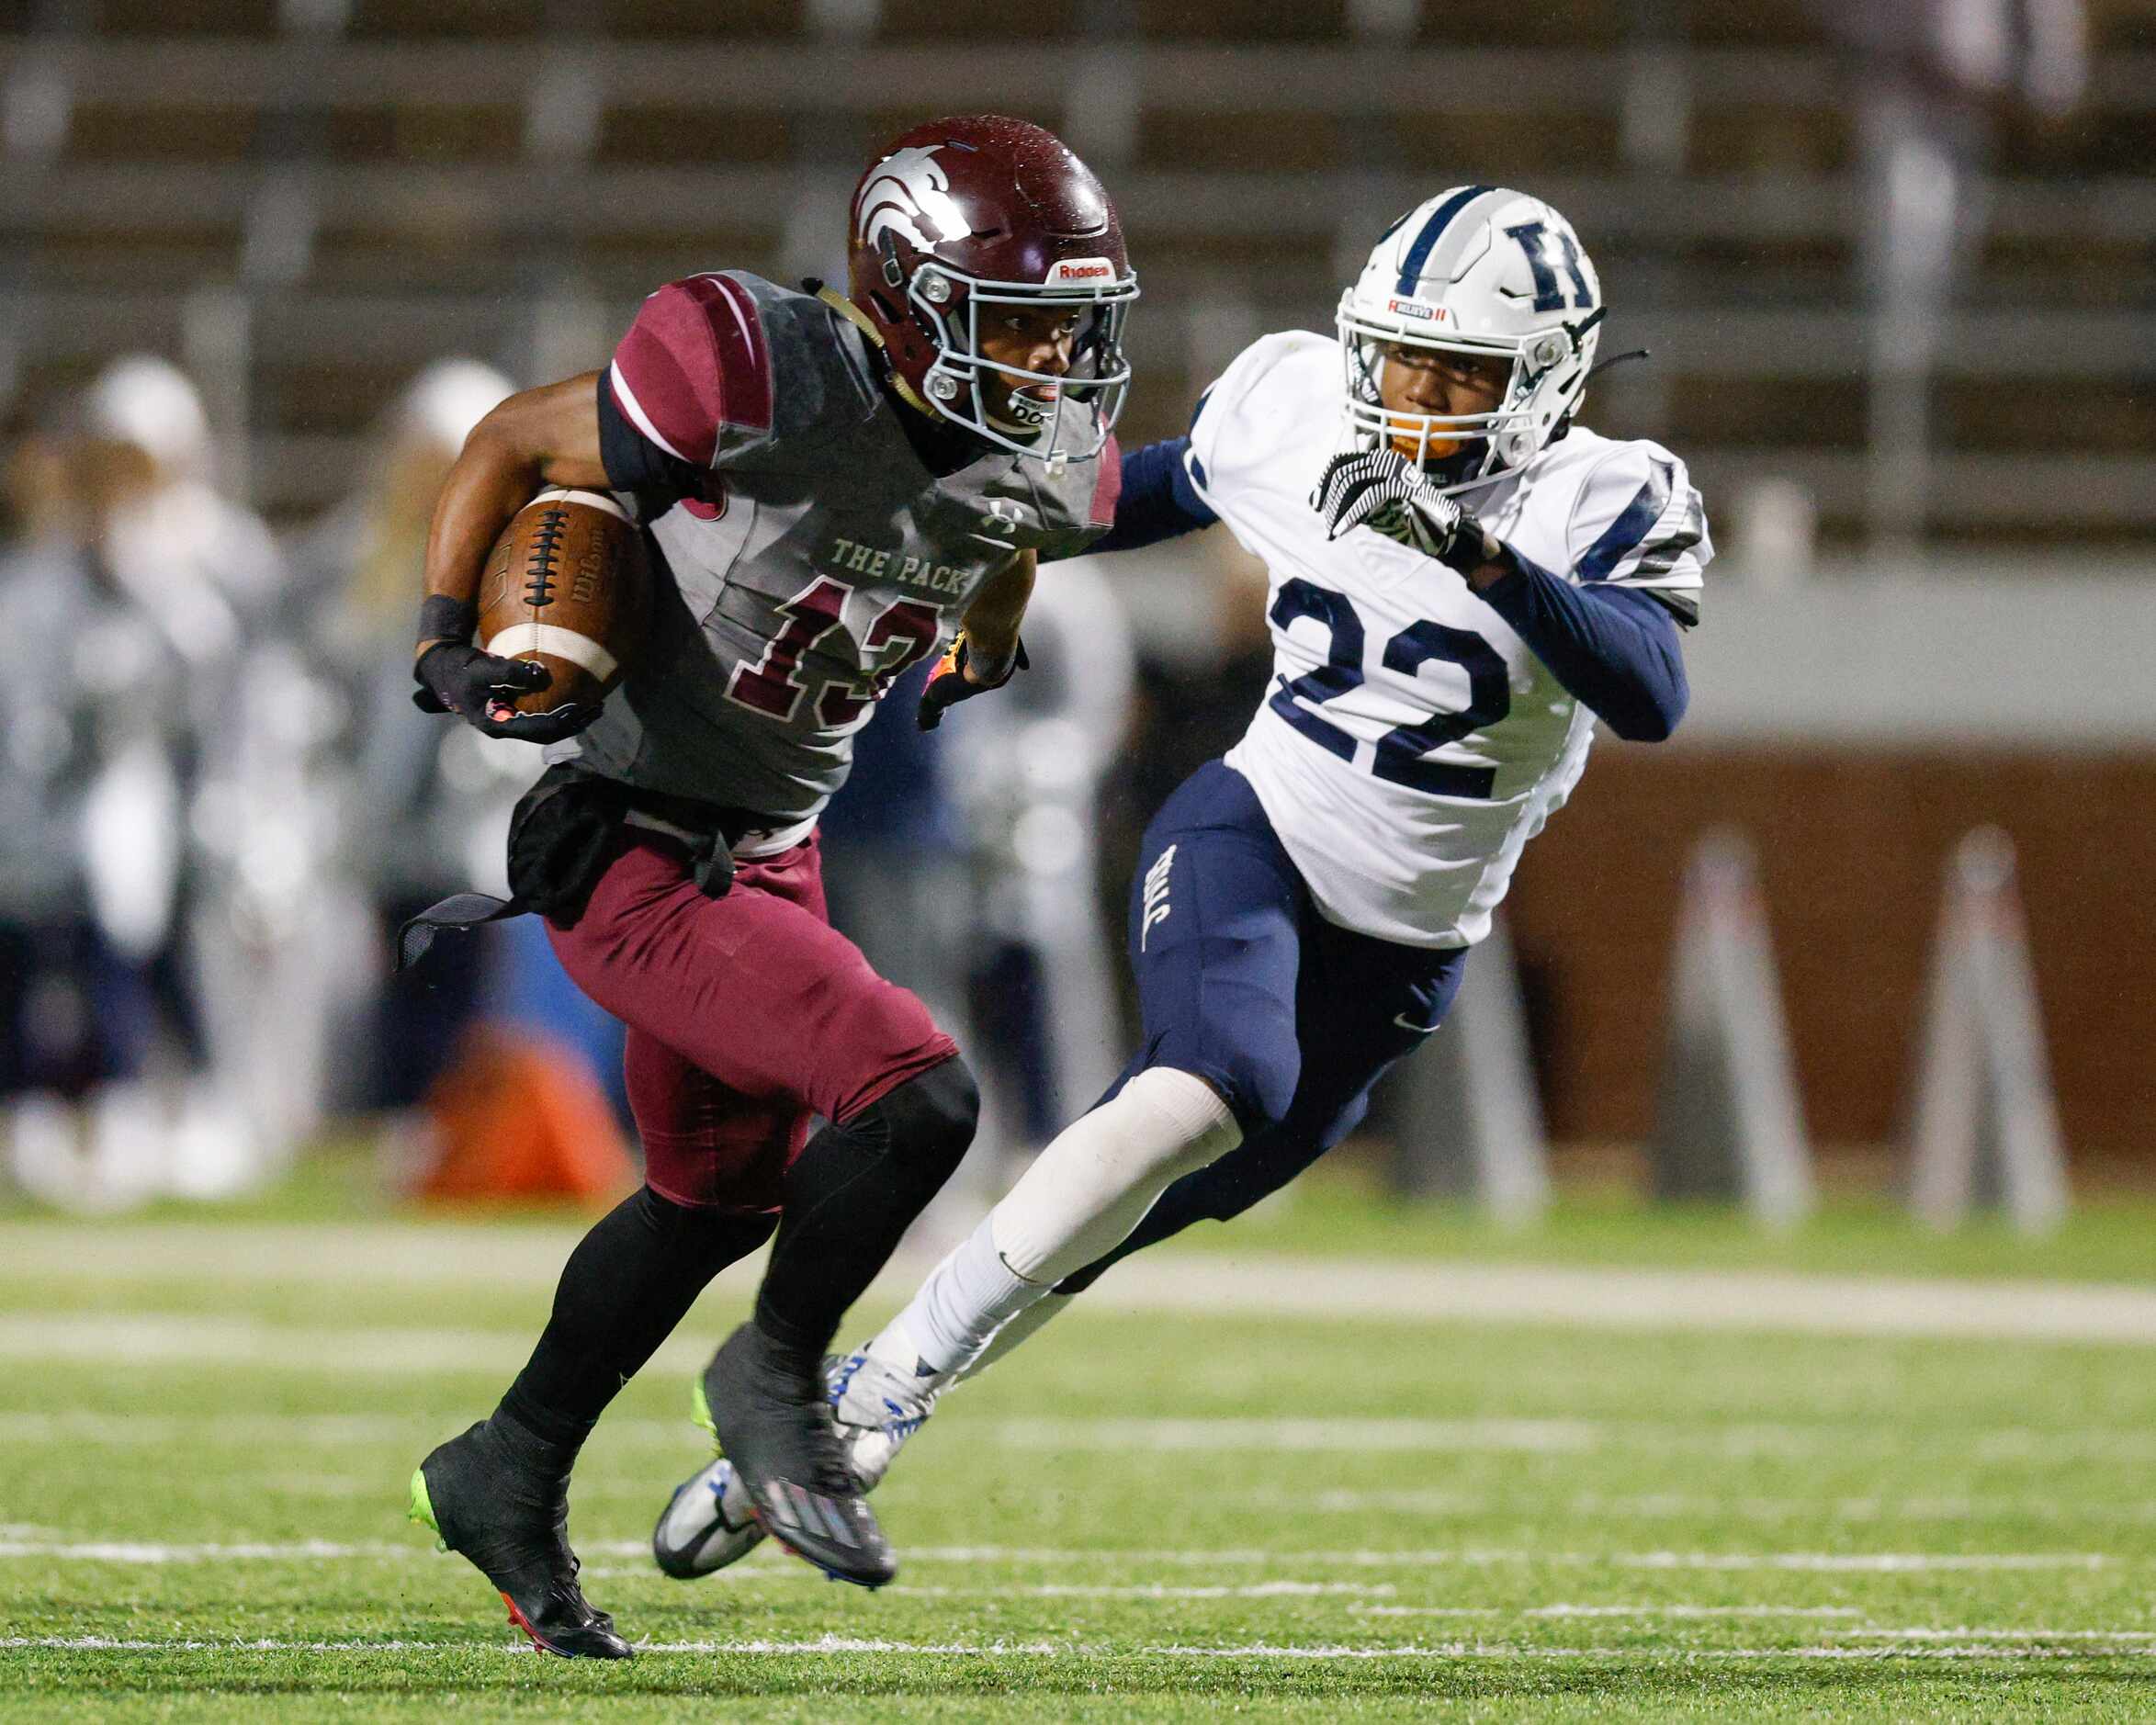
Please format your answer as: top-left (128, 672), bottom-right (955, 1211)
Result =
top-left (653, 186), bottom-right (1706, 1577)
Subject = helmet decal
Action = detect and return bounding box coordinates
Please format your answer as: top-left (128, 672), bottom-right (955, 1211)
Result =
top-left (1393, 183), bottom-right (1497, 296)
top-left (856, 145), bottom-right (976, 253)
top-left (1044, 257), bottom-right (1118, 286)
top-left (1502, 220), bottom-right (1596, 313)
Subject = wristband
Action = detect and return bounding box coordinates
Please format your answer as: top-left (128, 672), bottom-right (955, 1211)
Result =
top-left (417, 593), bottom-right (478, 650)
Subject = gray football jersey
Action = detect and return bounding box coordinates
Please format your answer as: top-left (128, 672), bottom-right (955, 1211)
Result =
top-left (556, 271), bottom-right (1116, 827)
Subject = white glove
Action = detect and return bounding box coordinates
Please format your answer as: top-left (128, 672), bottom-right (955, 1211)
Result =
top-left (1312, 447), bottom-right (1500, 574)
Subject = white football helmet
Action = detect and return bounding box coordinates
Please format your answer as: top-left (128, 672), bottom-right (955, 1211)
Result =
top-left (1337, 186), bottom-right (1605, 491)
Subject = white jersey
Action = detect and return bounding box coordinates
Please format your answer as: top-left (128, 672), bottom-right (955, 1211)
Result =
top-left (1195, 332), bottom-right (1710, 949)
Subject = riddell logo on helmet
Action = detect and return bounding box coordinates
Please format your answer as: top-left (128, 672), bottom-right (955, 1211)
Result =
top-left (1045, 257), bottom-right (1116, 285)
top-left (1386, 298), bottom-right (1444, 322)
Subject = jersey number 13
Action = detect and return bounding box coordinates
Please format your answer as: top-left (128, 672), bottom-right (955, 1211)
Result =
top-left (728, 575), bottom-right (943, 727)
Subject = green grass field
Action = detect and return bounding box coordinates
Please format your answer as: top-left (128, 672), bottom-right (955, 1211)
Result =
top-left (6, 1180), bottom-right (2156, 1719)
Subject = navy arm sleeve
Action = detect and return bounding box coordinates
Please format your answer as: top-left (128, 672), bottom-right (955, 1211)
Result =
top-left (1087, 436), bottom-right (1219, 555)
top-left (1474, 554), bottom-right (1689, 742)
top-left (596, 371), bottom-right (705, 521)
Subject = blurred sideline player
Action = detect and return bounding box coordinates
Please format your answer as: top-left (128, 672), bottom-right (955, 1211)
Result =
top-left (659, 186), bottom-right (1707, 1575)
top-left (403, 116), bottom-right (1135, 1654)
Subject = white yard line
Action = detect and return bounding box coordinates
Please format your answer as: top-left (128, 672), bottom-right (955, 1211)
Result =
top-left (1611, 1550), bottom-right (2110, 1573)
top-left (1091, 1257), bottom-right (2156, 1347)
top-left (579, 1574), bottom-right (1412, 1600)
top-left (995, 1416), bottom-right (1602, 1453)
top-left (5, 1220), bottom-right (2154, 1345)
top-left (4, 1633), bottom-right (2153, 1662)
top-left (0, 1411), bottom-right (712, 1447)
top-left (1362, 1604), bottom-right (1864, 1620)
top-left (1293, 1486), bottom-right (2156, 1525)
top-left (1844, 1628), bottom-right (2156, 1641)
top-left (14, 1401), bottom-right (2156, 1473)
top-left (0, 1535), bottom-right (2117, 1573)
top-left (0, 1539), bottom-right (416, 1562)
top-left (0, 1223), bottom-right (596, 1291)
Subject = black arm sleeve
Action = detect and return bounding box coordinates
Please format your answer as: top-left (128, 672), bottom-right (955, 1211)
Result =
top-left (595, 371), bottom-right (706, 520)
top-left (1475, 554), bottom-right (1691, 743)
top-left (1089, 436), bottom-right (1220, 555)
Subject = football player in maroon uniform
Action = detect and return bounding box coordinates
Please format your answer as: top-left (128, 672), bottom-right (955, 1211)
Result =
top-left (402, 115), bottom-right (1134, 1655)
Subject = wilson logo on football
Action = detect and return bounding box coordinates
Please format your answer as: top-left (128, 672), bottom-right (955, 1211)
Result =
top-left (1386, 298), bottom-right (1443, 321)
top-left (1044, 257), bottom-right (1117, 286)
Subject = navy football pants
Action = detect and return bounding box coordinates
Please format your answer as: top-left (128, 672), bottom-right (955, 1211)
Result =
top-left (1057, 760), bottom-right (1467, 1293)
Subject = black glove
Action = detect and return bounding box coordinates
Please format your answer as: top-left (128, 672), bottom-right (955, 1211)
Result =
top-left (917, 633), bottom-right (1028, 732)
top-left (1312, 447), bottom-right (1500, 575)
top-left (412, 640), bottom-right (595, 745)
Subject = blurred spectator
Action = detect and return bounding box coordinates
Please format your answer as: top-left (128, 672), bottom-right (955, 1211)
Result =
top-left (291, 359), bottom-right (518, 677)
top-left (79, 355), bottom-right (341, 1194)
top-left (0, 399), bottom-right (194, 1205)
top-left (288, 361), bottom-right (540, 1122)
top-left (76, 356), bottom-right (281, 671)
top-left (289, 361), bottom-right (630, 1192)
top-left (1813, 0), bottom-right (2089, 547)
top-left (940, 558), bottom-right (1137, 1147)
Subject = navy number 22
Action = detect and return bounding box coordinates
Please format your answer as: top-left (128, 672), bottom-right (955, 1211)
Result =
top-left (1267, 578), bottom-right (1508, 798)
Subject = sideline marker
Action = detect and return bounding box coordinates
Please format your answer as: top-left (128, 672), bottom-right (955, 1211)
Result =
top-left (1388, 911), bottom-right (1552, 1223)
top-left (1905, 829), bottom-right (2069, 1234)
top-left (1650, 829), bottom-right (1814, 1227)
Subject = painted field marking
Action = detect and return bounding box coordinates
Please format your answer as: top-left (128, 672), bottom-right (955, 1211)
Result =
top-left (7, 1222), bottom-right (2156, 1344)
top-left (15, 1405), bottom-right (2156, 1474)
top-left (1611, 1550), bottom-right (2111, 1573)
top-left (570, 1569), bottom-right (1411, 1599)
top-left (0, 1539), bottom-right (414, 1563)
top-left (5, 1634), bottom-right (2155, 1662)
top-left (1295, 1486), bottom-right (2156, 1527)
top-left (996, 1416), bottom-right (1600, 1453)
top-left (1360, 1603), bottom-right (1864, 1620)
top-left (0, 1535), bottom-right (2119, 1574)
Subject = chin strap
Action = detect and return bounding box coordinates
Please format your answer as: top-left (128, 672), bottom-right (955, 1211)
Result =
top-left (816, 284), bottom-right (943, 422)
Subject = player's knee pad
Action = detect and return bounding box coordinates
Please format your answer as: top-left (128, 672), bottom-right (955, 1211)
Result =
top-left (1117, 1065), bottom-right (1245, 1187)
top-left (856, 1055), bottom-right (980, 1188)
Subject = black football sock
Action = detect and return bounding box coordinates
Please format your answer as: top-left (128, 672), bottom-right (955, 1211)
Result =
top-left (751, 1058), bottom-right (979, 1366)
top-left (496, 1184), bottom-right (774, 1456)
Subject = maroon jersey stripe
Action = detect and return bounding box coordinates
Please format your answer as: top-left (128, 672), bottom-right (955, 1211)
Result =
top-left (697, 274), bottom-right (773, 435)
top-left (610, 274), bottom-right (774, 468)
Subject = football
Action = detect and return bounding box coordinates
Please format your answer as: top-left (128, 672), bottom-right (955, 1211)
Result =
top-left (476, 487), bottom-right (650, 716)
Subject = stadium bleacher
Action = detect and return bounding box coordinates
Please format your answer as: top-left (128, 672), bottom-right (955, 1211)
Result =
top-left (0, 3), bottom-right (2150, 542)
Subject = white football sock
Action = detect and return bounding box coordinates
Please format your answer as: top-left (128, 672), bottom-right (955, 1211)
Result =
top-left (868, 1067), bottom-right (1240, 1381)
top-left (955, 1290), bottom-right (1072, 1384)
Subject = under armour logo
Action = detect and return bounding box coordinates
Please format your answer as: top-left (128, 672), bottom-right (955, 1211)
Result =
top-left (980, 498), bottom-right (1025, 536)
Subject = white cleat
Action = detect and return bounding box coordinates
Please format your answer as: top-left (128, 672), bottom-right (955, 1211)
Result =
top-left (650, 1445), bottom-right (765, 1580)
top-left (826, 1345), bottom-right (941, 1493)
top-left (649, 1347), bottom-right (941, 1581)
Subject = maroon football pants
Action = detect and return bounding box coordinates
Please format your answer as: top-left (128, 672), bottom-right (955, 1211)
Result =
top-left (547, 831), bottom-right (958, 1212)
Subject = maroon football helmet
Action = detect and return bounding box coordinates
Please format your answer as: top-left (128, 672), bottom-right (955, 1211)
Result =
top-left (847, 115), bottom-right (1138, 463)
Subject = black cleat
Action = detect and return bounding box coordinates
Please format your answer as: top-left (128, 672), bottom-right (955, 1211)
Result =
top-left (410, 1420), bottom-right (633, 1659)
top-left (703, 1323), bottom-right (896, 1588)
